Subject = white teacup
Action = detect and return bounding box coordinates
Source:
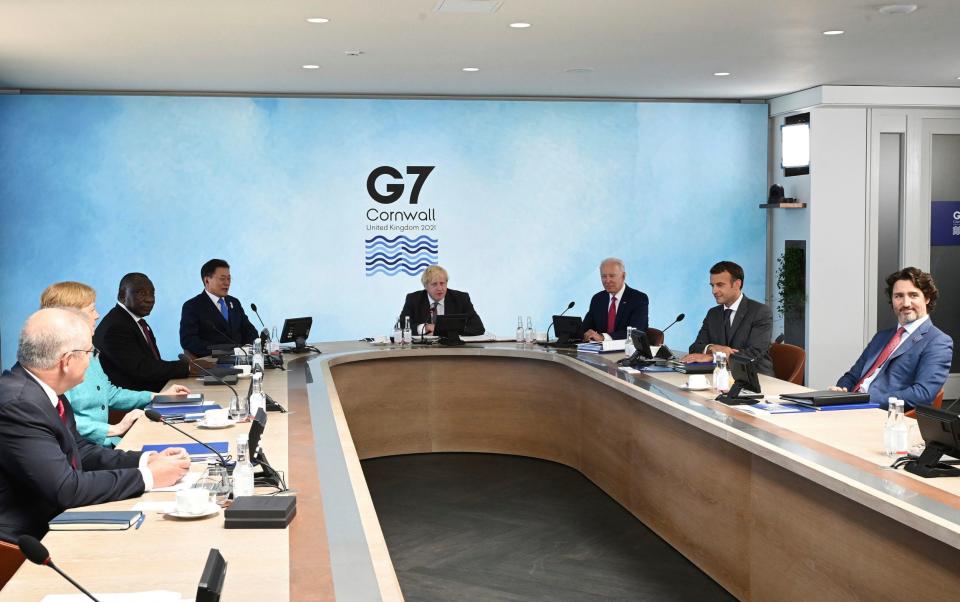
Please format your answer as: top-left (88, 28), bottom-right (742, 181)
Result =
top-left (203, 408), bottom-right (229, 426)
top-left (686, 374), bottom-right (710, 390)
top-left (235, 365), bottom-right (252, 377)
top-left (176, 488), bottom-right (210, 515)
top-left (535, 331), bottom-right (548, 343)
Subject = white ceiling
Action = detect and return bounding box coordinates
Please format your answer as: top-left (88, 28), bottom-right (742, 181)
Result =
top-left (1, 0), bottom-right (958, 100)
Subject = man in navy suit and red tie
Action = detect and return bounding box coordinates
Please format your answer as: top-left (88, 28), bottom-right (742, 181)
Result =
top-left (180, 259), bottom-right (259, 358)
top-left (0, 308), bottom-right (189, 542)
top-left (581, 257), bottom-right (649, 342)
top-left (831, 267), bottom-right (953, 409)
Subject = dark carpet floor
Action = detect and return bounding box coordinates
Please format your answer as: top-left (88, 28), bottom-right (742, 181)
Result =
top-left (361, 453), bottom-right (735, 602)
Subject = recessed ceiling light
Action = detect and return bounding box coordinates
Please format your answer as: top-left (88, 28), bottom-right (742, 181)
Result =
top-left (344, 50), bottom-right (364, 56)
top-left (462, 67), bottom-right (480, 72)
top-left (564, 68), bottom-right (594, 74)
top-left (302, 64), bottom-right (320, 70)
top-left (509, 22), bottom-right (531, 28)
top-left (822, 30), bottom-right (845, 35)
top-left (306, 17), bottom-right (329, 24)
top-left (714, 72), bottom-right (731, 77)
top-left (878, 4), bottom-right (918, 15)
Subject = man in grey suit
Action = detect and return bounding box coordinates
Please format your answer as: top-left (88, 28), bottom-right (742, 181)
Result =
top-left (680, 261), bottom-right (774, 376)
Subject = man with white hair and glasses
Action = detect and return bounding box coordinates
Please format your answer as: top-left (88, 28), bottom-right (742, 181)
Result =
top-left (0, 308), bottom-right (190, 543)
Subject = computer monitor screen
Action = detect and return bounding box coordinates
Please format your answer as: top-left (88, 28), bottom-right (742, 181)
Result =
top-left (906, 404), bottom-right (960, 478)
top-left (196, 548), bottom-right (227, 602)
top-left (630, 328), bottom-right (653, 359)
top-left (279, 317), bottom-right (312, 351)
top-left (553, 315), bottom-right (582, 344)
top-left (729, 353), bottom-right (762, 396)
top-left (434, 313), bottom-right (468, 345)
top-left (248, 407), bottom-right (267, 457)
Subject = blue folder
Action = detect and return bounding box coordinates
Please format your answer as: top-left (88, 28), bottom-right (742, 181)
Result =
top-left (141, 441), bottom-right (228, 460)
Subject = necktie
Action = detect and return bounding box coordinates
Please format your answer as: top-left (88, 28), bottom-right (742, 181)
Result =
top-left (607, 296), bottom-right (617, 334)
top-left (56, 396), bottom-right (78, 470)
top-left (723, 308), bottom-right (734, 344)
top-left (138, 318), bottom-right (161, 360)
top-left (430, 301), bottom-right (439, 325)
top-left (218, 298), bottom-right (229, 322)
top-left (853, 326), bottom-right (907, 392)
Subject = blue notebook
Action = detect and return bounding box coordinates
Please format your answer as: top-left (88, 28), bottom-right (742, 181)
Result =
top-left (50, 510), bottom-right (142, 531)
top-left (142, 441), bottom-right (228, 461)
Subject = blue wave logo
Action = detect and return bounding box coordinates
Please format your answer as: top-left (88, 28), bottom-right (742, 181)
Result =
top-left (365, 235), bottom-right (438, 276)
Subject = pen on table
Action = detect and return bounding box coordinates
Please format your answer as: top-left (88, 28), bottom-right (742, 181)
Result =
top-left (135, 513), bottom-right (145, 529)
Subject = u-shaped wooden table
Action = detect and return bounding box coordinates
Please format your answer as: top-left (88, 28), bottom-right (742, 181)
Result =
top-left (291, 342), bottom-right (960, 601)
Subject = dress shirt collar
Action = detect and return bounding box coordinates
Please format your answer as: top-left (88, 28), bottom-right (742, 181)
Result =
top-left (22, 367), bottom-right (59, 408)
top-left (724, 293), bottom-right (744, 312)
top-left (609, 284), bottom-right (626, 304)
top-left (206, 290), bottom-right (227, 310)
top-left (900, 314), bottom-right (928, 336)
top-left (428, 294), bottom-right (444, 311)
top-left (119, 301), bottom-right (143, 321)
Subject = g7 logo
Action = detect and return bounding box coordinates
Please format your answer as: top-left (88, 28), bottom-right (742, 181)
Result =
top-left (953, 210), bottom-right (960, 220)
top-left (367, 166), bottom-right (435, 205)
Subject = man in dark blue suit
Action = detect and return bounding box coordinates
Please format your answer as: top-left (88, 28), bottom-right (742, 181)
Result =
top-left (833, 267), bottom-right (953, 409)
top-left (0, 308), bottom-right (189, 542)
top-left (581, 257), bottom-right (649, 341)
top-left (180, 258), bottom-right (259, 357)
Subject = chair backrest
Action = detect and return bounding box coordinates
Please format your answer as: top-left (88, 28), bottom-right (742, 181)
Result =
top-left (769, 342), bottom-right (805, 385)
top-left (905, 388), bottom-right (945, 419)
top-left (0, 539), bottom-right (25, 590)
top-left (933, 388), bottom-right (945, 409)
top-left (646, 328), bottom-right (664, 346)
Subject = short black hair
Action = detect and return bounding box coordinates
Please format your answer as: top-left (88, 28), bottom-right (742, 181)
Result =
top-left (709, 261), bottom-right (744, 285)
top-left (201, 259), bottom-right (230, 282)
top-left (117, 272), bottom-right (152, 301)
top-left (885, 266), bottom-right (938, 312)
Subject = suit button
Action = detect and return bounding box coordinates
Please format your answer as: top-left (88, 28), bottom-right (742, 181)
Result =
top-left (101, 405), bottom-right (106, 410)
top-left (96, 386), bottom-right (101, 391)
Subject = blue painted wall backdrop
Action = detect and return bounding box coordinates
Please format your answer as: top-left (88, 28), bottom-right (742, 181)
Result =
top-left (0, 96), bottom-right (767, 367)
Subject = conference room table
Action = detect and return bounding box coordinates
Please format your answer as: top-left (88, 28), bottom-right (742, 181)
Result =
top-left (3, 341), bottom-right (960, 601)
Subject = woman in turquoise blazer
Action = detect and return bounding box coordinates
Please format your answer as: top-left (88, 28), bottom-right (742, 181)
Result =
top-left (41, 281), bottom-right (190, 447)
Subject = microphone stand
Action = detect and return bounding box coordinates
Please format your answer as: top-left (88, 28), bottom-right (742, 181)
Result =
top-left (544, 301), bottom-right (576, 343)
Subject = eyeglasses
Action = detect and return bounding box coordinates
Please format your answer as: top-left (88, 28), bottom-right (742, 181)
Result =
top-left (65, 348), bottom-right (99, 359)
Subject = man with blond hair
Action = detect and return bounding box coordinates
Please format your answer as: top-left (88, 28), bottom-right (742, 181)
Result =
top-left (399, 265), bottom-right (485, 336)
top-left (0, 308), bottom-right (190, 542)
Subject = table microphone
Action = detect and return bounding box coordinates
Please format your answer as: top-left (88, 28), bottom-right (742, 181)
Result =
top-left (661, 313), bottom-right (685, 333)
top-left (144, 409), bottom-right (230, 467)
top-left (545, 301), bottom-right (576, 339)
top-left (250, 303), bottom-right (271, 341)
top-left (18, 535), bottom-right (101, 602)
top-left (180, 354), bottom-right (242, 396)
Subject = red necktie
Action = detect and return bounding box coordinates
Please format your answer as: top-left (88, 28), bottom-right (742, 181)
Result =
top-left (138, 318), bottom-right (161, 360)
top-left (853, 326), bottom-right (906, 392)
top-left (57, 396), bottom-right (78, 470)
top-left (607, 296), bottom-right (617, 334)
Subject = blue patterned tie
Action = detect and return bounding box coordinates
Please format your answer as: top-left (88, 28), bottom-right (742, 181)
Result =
top-left (218, 297), bottom-right (229, 321)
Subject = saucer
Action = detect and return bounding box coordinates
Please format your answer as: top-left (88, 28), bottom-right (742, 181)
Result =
top-left (197, 419), bottom-right (235, 429)
top-left (165, 503), bottom-right (220, 520)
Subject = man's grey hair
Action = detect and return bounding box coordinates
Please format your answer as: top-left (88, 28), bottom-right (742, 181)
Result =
top-left (17, 308), bottom-right (91, 370)
top-left (599, 257), bottom-right (626, 273)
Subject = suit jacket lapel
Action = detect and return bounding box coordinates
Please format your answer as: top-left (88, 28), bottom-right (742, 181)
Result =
top-left (727, 296), bottom-right (751, 343)
top-left (14, 366), bottom-right (79, 467)
top-left (887, 320), bottom-right (928, 363)
top-left (614, 288), bottom-right (630, 330)
top-left (204, 293), bottom-right (229, 327)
